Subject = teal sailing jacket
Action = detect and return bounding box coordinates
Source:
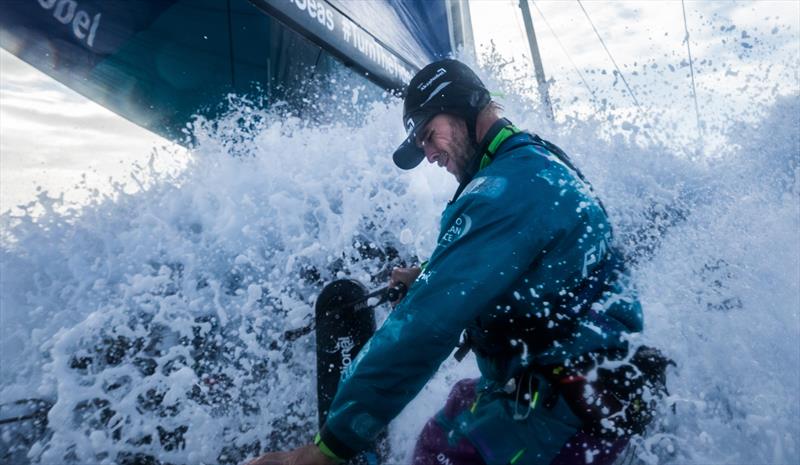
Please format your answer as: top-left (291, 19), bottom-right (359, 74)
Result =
top-left (318, 130), bottom-right (643, 459)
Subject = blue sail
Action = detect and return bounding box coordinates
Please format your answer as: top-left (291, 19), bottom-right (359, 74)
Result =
top-left (0, 0), bottom-right (456, 141)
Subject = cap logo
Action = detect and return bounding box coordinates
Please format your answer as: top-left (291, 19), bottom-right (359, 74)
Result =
top-left (419, 81), bottom-right (451, 107)
top-left (417, 67), bottom-right (447, 92)
top-left (405, 118), bottom-right (415, 134)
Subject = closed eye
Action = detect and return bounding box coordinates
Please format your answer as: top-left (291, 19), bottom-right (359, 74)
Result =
top-left (416, 128), bottom-right (434, 148)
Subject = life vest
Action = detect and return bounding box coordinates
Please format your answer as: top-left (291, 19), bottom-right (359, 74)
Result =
top-left (453, 121), bottom-right (674, 438)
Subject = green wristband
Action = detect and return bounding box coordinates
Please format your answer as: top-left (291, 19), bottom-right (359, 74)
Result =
top-left (314, 433), bottom-right (344, 463)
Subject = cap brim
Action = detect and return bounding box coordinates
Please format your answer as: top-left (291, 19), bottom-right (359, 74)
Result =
top-left (393, 135), bottom-right (425, 170)
top-left (393, 113), bottom-right (434, 170)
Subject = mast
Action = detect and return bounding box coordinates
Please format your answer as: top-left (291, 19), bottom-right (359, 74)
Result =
top-left (518, 0), bottom-right (555, 120)
top-left (446, 0), bottom-right (476, 58)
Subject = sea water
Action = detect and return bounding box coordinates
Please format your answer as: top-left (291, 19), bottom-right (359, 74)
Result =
top-left (1, 22), bottom-right (798, 465)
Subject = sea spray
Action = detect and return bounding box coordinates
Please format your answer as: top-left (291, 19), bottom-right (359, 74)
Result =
top-left (1, 27), bottom-right (799, 465)
top-left (1, 93), bottom-right (453, 464)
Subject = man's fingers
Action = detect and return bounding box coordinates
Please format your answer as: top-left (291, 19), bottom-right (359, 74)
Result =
top-left (389, 267), bottom-right (420, 307)
top-left (389, 267), bottom-right (405, 286)
top-left (390, 266), bottom-right (422, 288)
top-left (244, 451), bottom-right (289, 465)
top-left (244, 444), bottom-right (332, 465)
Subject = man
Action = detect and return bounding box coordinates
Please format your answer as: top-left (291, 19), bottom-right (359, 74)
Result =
top-left (248, 59), bottom-right (646, 465)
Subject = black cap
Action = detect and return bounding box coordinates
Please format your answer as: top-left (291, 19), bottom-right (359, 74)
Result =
top-left (393, 59), bottom-right (490, 170)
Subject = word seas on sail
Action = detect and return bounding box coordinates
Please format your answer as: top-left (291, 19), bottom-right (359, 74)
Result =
top-left (287, 0), bottom-right (334, 31)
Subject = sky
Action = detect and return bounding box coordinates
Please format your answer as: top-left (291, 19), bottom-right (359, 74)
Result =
top-left (0, 48), bottom-right (186, 215)
top-left (1, 0), bottom-right (799, 215)
top-left (470, 1), bottom-right (800, 134)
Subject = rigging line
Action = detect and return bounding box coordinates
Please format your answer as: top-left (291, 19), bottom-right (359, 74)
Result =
top-left (530, 0), bottom-right (599, 112)
top-left (681, 0), bottom-right (704, 142)
top-left (576, 0), bottom-right (642, 110)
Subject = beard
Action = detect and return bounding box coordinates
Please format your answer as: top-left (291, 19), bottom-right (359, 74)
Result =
top-left (448, 119), bottom-right (480, 184)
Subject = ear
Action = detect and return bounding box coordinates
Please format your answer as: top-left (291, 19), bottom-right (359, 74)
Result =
top-left (468, 90), bottom-right (483, 107)
top-left (450, 115), bottom-right (468, 135)
top-left (469, 89), bottom-right (491, 108)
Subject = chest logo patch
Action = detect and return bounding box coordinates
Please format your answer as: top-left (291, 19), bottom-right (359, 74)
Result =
top-left (461, 175), bottom-right (507, 199)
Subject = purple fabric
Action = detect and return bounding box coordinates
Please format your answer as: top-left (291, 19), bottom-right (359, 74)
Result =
top-left (411, 379), bottom-right (483, 465)
top-left (411, 416), bottom-right (486, 465)
top-left (410, 378), bottom-right (629, 465)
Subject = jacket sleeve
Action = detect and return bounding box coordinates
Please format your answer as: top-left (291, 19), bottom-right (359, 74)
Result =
top-left (319, 172), bottom-right (563, 458)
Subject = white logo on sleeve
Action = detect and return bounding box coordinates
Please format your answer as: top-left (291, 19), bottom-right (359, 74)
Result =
top-left (461, 176), bottom-right (507, 199)
top-left (582, 232), bottom-right (610, 278)
top-left (439, 214), bottom-right (472, 246)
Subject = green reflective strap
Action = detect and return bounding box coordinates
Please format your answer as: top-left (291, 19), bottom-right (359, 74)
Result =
top-left (479, 154), bottom-right (493, 170)
top-left (469, 392), bottom-right (483, 414)
top-left (480, 125), bottom-right (521, 171)
top-left (314, 433), bottom-right (344, 463)
top-left (530, 390), bottom-right (539, 410)
top-left (510, 448), bottom-right (527, 464)
top-left (487, 126), bottom-right (520, 155)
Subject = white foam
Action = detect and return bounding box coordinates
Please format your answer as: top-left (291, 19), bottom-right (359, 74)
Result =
top-left (1, 28), bottom-right (798, 465)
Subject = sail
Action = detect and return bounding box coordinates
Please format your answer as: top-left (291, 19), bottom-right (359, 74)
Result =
top-left (0, 0), bottom-right (457, 141)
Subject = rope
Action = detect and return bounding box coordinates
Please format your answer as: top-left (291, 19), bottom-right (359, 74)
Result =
top-left (531, 0), bottom-right (600, 112)
top-left (576, 0), bottom-right (642, 111)
top-left (681, 0), bottom-right (704, 142)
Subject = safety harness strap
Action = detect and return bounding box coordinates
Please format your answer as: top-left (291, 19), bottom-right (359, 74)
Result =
top-left (450, 118), bottom-right (520, 203)
top-left (452, 126), bottom-right (626, 363)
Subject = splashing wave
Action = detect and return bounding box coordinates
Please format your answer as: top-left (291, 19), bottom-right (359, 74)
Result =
top-left (1, 51), bottom-right (798, 465)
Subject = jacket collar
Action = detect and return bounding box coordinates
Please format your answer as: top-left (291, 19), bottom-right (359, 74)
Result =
top-left (449, 118), bottom-right (521, 204)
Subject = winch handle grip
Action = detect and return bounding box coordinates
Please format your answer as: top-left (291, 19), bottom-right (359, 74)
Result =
top-left (385, 282), bottom-right (408, 303)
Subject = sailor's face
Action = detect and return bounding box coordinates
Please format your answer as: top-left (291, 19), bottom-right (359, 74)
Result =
top-left (416, 114), bottom-right (474, 183)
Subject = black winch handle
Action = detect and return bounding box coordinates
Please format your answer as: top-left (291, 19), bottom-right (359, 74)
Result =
top-left (359, 282), bottom-right (408, 308)
top-left (284, 283), bottom-right (408, 341)
top-left (385, 282), bottom-right (408, 303)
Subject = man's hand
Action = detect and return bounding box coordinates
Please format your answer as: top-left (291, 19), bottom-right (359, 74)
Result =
top-left (244, 444), bottom-right (335, 465)
top-left (389, 266), bottom-right (421, 307)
